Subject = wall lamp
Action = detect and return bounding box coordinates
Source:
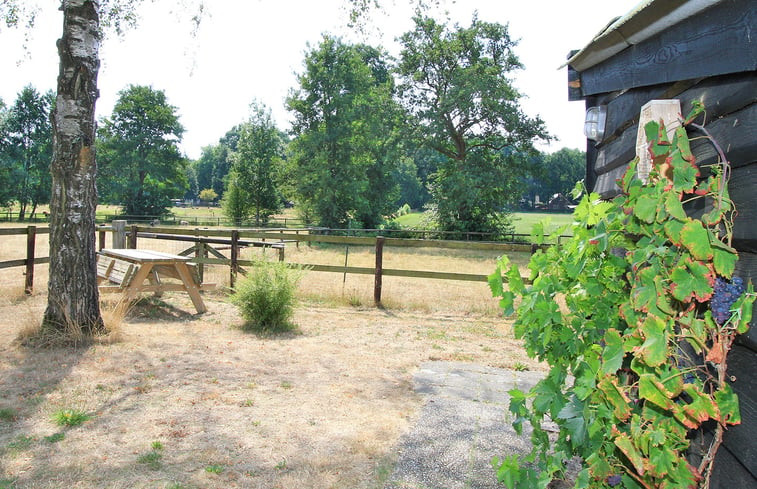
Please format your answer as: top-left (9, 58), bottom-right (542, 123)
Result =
top-left (584, 105), bottom-right (607, 142)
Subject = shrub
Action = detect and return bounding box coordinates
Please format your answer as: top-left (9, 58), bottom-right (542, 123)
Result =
top-left (230, 260), bottom-right (304, 333)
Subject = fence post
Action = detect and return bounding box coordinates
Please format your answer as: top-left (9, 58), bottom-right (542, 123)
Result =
top-left (112, 220), bottom-right (127, 248)
top-left (374, 236), bottom-right (385, 305)
top-left (194, 228), bottom-right (205, 283)
top-left (230, 230), bottom-right (239, 288)
top-left (24, 225), bottom-right (36, 294)
top-left (128, 225), bottom-right (138, 249)
top-left (278, 244), bottom-right (285, 262)
top-left (98, 225), bottom-right (106, 251)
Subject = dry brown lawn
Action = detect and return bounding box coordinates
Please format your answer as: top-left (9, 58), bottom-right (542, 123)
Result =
top-left (0, 224), bottom-right (540, 489)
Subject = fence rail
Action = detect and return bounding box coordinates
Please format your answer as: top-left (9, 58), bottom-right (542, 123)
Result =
top-left (2, 223), bottom-right (543, 302)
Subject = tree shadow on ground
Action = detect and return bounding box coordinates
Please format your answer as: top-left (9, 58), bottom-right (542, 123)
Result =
top-left (126, 296), bottom-right (195, 322)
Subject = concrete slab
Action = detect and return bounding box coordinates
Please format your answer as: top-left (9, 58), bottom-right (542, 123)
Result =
top-left (385, 361), bottom-right (544, 489)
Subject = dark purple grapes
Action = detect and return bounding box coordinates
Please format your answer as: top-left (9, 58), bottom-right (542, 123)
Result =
top-left (607, 474), bottom-right (622, 486)
top-left (710, 277), bottom-right (745, 325)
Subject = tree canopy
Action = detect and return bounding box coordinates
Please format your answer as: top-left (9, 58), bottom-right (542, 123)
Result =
top-left (287, 35), bottom-right (401, 228)
top-left (0, 85), bottom-right (53, 217)
top-left (396, 14), bottom-right (549, 236)
top-left (97, 84), bottom-right (187, 216)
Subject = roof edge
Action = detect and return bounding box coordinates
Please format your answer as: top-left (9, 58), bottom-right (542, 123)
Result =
top-left (566, 0), bottom-right (723, 72)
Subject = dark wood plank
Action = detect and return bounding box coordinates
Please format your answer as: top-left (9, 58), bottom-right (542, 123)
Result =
top-left (594, 125), bottom-right (637, 175)
top-left (718, 345), bottom-right (757, 478)
top-left (734, 251), bottom-right (757, 351)
top-left (730, 164), bottom-right (757, 245)
top-left (709, 441), bottom-right (757, 489)
top-left (578, 0), bottom-right (756, 97)
top-left (595, 73), bottom-right (757, 143)
top-left (689, 104), bottom-right (757, 170)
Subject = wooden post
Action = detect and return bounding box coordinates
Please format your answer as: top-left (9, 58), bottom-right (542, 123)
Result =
top-left (112, 220), bottom-right (127, 248)
top-left (98, 225), bottom-right (106, 251)
top-left (230, 230), bottom-right (239, 288)
top-left (24, 226), bottom-right (36, 294)
top-left (194, 228), bottom-right (205, 284)
top-left (128, 225), bottom-right (138, 249)
top-left (374, 236), bottom-right (385, 305)
top-left (278, 245), bottom-right (285, 262)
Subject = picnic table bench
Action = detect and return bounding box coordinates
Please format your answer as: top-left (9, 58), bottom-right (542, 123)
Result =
top-left (97, 248), bottom-right (215, 314)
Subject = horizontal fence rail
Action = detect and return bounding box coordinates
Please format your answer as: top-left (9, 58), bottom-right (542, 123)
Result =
top-left (2, 222), bottom-right (550, 301)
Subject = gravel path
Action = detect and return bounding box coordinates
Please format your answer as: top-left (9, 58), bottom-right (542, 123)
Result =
top-left (384, 361), bottom-right (544, 489)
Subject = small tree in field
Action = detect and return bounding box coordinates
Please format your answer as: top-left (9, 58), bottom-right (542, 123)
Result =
top-left (199, 188), bottom-right (218, 205)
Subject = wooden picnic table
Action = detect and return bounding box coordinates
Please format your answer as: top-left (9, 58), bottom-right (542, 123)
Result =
top-left (97, 248), bottom-right (210, 314)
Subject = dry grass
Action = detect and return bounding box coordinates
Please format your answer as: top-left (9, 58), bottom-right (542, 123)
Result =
top-left (0, 223), bottom-right (541, 488)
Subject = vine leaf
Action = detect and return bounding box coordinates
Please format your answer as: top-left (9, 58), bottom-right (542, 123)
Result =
top-left (598, 377), bottom-right (632, 421)
top-left (557, 395), bottom-right (587, 447)
top-left (680, 220), bottom-right (713, 260)
top-left (663, 191), bottom-right (686, 221)
top-left (634, 316), bottom-right (668, 367)
top-left (614, 433), bottom-right (646, 476)
top-left (633, 194), bottom-right (658, 224)
top-left (601, 329), bottom-right (625, 374)
top-left (670, 258), bottom-right (713, 302)
top-left (638, 373), bottom-right (674, 410)
top-left (710, 240), bottom-right (737, 277)
top-left (714, 384), bottom-right (741, 425)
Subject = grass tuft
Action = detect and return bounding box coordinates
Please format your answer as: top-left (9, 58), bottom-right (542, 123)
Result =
top-left (52, 408), bottom-right (91, 427)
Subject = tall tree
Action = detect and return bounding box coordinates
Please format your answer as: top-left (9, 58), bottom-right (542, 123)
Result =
top-left (192, 124), bottom-right (241, 200)
top-left (1, 85), bottom-right (54, 221)
top-left (227, 101), bottom-right (283, 226)
top-left (45, 0), bottom-right (104, 332)
top-left (287, 36), bottom-right (400, 228)
top-left (396, 14), bottom-right (549, 236)
top-left (0, 97), bottom-right (15, 207)
top-left (97, 84), bottom-right (187, 216)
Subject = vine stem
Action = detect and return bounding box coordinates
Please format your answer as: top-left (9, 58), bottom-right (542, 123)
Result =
top-left (689, 123), bottom-right (732, 245)
top-left (697, 331), bottom-right (736, 488)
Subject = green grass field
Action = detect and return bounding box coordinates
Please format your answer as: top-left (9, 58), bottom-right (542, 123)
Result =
top-left (393, 211), bottom-right (573, 236)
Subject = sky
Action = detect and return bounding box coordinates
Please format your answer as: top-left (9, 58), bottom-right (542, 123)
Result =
top-left (0, 0), bottom-right (640, 160)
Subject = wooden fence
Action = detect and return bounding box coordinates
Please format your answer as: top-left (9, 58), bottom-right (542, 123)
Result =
top-left (2, 223), bottom-right (543, 303)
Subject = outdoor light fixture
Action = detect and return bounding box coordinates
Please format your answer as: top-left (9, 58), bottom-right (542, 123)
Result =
top-left (584, 105), bottom-right (607, 142)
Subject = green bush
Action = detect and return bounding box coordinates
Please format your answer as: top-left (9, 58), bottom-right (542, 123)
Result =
top-left (230, 261), bottom-right (304, 333)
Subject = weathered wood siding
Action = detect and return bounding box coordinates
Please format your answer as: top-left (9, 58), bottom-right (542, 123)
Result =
top-left (570, 0), bottom-right (756, 485)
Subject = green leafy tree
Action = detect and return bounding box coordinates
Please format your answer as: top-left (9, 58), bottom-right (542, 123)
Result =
top-left (0, 85), bottom-right (54, 220)
top-left (193, 124), bottom-right (241, 200)
top-left (287, 36), bottom-right (401, 228)
top-left (97, 85), bottom-right (187, 216)
top-left (396, 14), bottom-right (549, 236)
top-left (198, 188), bottom-right (218, 203)
top-left (221, 171), bottom-right (250, 226)
top-left (228, 101), bottom-right (284, 226)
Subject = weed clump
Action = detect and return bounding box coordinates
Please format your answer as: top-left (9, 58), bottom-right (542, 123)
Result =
top-left (230, 260), bottom-right (305, 334)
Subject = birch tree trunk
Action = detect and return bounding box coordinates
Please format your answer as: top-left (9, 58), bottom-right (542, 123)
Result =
top-left (42, 0), bottom-right (104, 333)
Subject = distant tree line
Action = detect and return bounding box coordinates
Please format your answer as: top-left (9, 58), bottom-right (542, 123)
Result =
top-left (0, 14), bottom-right (584, 235)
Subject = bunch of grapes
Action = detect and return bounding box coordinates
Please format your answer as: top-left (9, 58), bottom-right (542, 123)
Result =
top-left (710, 276), bottom-right (745, 325)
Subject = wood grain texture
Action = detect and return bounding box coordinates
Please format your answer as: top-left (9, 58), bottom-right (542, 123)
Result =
top-left (577, 0), bottom-right (756, 96)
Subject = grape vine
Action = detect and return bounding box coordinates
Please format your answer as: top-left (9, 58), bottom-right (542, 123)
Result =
top-left (489, 103), bottom-right (754, 489)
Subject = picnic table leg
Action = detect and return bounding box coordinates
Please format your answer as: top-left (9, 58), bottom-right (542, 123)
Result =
top-left (124, 263), bottom-right (155, 303)
top-left (174, 262), bottom-right (207, 314)
top-left (148, 269), bottom-right (163, 297)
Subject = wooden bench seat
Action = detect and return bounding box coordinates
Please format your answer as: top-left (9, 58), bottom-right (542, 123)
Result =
top-left (97, 255), bottom-right (136, 290)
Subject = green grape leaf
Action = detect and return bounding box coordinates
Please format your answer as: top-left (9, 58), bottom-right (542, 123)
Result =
top-left (598, 376), bottom-right (632, 421)
top-left (638, 373), bottom-right (674, 410)
top-left (670, 258), bottom-right (713, 302)
top-left (663, 191), bottom-right (687, 221)
top-left (649, 444), bottom-right (677, 478)
top-left (680, 219), bottom-right (713, 260)
top-left (710, 240), bottom-right (737, 277)
top-left (664, 219), bottom-right (685, 246)
top-left (557, 396), bottom-right (587, 447)
top-left (506, 264), bottom-right (526, 296)
top-left (634, 316), bottom-right (668, 367)
top-left (632, 194), bottom-right (658, 224)
top-left (714, 383), bottom-right (741, 425)
top-left (674, 126), bottom-right (694, 162)
top-left (614, 433), bottom-right (646, 476)
top-left (601, 329), bottom-right (625, 374)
